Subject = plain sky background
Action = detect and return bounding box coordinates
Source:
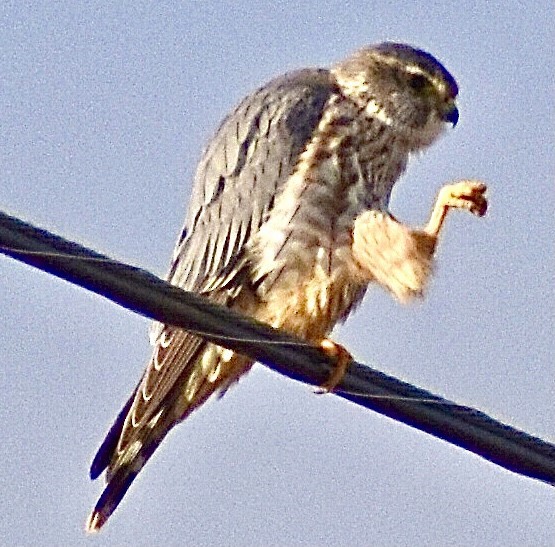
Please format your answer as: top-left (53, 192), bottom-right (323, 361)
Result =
top-left (0, 2), bottom-right (553, 545)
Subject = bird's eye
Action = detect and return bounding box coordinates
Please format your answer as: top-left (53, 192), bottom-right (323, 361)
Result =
top-left (408, 74), bottom-right (429, 92)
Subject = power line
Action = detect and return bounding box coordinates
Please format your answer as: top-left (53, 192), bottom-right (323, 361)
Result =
top-left (1, 209), bottom-right (554, 485)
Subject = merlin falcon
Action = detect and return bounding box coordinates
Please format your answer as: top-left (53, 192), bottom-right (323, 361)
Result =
top-left (87, 42), bottom-right (487, 531)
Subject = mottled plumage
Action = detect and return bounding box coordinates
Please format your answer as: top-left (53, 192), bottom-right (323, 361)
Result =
top-left (87, 42), bottom-right (487, 531)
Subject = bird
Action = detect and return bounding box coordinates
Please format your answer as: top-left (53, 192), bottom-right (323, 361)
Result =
top-left (86, 42), bottom-right (487, 531)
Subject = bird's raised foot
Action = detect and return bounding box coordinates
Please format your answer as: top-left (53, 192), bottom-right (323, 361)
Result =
top-left (426, 180), bottom-right (488, 237)
top-left (439, 180), bottom-right (488, 217)
top-left (315, 339), bottom-right (353, 394)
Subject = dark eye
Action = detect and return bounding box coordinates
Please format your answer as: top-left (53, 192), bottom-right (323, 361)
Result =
top-left (408, 74), bottom-right (428, 91)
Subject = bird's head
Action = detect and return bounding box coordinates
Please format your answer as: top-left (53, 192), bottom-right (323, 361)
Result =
top-left (332, 42), bottom-right (459, 150)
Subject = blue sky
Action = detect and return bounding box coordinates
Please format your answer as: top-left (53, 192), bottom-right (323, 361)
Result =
top-left (0, 2), bottom-right (553, 545)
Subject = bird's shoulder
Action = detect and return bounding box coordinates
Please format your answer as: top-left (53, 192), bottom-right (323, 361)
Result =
top-left (167, 67), bottom-right (341, 294)
top-left (191, 67), bottom-right (340, 211)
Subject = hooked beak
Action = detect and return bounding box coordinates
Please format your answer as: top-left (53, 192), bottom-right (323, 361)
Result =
top-left (442, 100), bottom-right (459, 126)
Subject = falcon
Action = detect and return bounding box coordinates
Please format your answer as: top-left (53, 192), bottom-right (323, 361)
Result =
top-left (86, 42), bottom-right (487, 531)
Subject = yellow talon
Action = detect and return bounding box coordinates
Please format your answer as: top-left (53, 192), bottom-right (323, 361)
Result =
top-left (316, 339), bottom-right (354, 393)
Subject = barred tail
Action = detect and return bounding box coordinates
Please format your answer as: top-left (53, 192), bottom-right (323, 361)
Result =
top-left (86, 409), bottom-right (175, 533)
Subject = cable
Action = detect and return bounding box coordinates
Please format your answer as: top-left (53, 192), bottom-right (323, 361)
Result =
top-left (1, 209), bottom-right (554, 485)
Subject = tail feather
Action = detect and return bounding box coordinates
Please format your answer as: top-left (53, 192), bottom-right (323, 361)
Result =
top-left (86, 363), bottom-right (218, 532)
top-left (86, 410), bottom-right (174, 533)
top-left (87, 346), bottom-right (252, 532)
top-left (86, 467), bottom-right (139, 533)
top-left (90, 389), bottom-right (137, 480)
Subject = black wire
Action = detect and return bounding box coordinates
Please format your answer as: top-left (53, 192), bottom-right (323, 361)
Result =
top-left (1, 209), bottom-right (554, 485)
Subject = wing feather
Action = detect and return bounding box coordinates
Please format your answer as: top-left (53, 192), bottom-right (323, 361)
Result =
top-left (91, 68), bottom-right (338, 484)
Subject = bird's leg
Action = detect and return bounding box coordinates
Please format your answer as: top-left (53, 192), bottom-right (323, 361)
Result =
top-left (424, 180), bottom-right (488, 239)
top-left (350, 180), bottom-right (488, 304)
top-left (315, 339), bottom-right (354, 393)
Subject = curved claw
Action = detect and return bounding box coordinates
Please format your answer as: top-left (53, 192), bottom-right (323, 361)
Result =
top-left (315, 339), bottom-right (353, 394)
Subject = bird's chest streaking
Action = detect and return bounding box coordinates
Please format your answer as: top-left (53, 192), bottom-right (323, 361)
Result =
top-left (247, 98), bottom-right (409, 341)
